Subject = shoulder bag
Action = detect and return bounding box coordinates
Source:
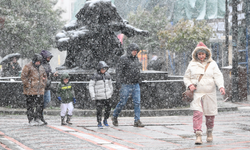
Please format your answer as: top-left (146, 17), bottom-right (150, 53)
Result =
top-left (182, 62), bottom-right (210, 103)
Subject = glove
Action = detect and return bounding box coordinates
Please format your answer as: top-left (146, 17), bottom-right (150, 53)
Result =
top-left (73, 98), bottom-right (76, 104)
top-left (57, 97), bottom-right (62, 101)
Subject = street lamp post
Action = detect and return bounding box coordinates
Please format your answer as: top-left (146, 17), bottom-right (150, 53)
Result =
top-left (231, 0), bottom-right (239, 102)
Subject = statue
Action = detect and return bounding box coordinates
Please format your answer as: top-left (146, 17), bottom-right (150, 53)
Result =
top-left (55, 0), bottom-right (148, 70)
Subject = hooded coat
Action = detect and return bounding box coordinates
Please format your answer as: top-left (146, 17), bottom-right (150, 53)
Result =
top-left (40, 50), bottom-right (53, 90)
top-left (116, 43), bottom-right (142, 88)
top-left (21, 54), bottom-right (47, 95)
top-left (183, 44), bottom-right (224, 116)
top-left (89, 61), bottom-right (113, 100)
top-left (56, 74), bottom-right (75, 103)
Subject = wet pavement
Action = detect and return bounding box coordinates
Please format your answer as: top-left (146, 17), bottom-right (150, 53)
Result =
top-left (0, 97), bottom-right (250, 150)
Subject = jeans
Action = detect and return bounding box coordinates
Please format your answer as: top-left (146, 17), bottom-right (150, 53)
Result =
top-left (113, 83), bottom-right (141, 122)
top-left (43, 90), bottom-right (51, 108)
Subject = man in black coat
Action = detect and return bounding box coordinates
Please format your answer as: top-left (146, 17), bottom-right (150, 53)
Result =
top-left (112, 43), bottom-right (144, 127)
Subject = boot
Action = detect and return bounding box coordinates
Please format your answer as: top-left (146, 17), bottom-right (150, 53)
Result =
top-left (111, 116), bottom-right (118, 126)
top-left (61, 116), bottom-right (67, 126)
top-left (98, 122), bottom-right (103, 129)
top-left (206, 128), bottom-right (213, 142)
top-left (195, 131), bottom-right (202, 145)
top-left (41, 117), bottom-right (48, 125)
top-left (103, 119), bottom-right (109, 127)
top-left (66, 115), bottom-right (72, 125)
top-left (134, 120), bottom-right (145, 127)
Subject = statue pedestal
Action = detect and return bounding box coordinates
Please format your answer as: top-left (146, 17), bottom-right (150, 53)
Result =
top-left (54, 68), bottom-right (168, 81)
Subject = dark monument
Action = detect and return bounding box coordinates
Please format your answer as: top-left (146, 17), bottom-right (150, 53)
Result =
top-left (0, 0), bottom-right (186, 111)
top-left (55, 0), bottom-right (148, 70)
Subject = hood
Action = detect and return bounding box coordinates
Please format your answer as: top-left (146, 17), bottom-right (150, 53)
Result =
top-left (126, 43), bottom-right (140, 57)
top-left (61, 73), bottom-right (70, 84)
top-left (97, 61), bottom-right (109, 71)
top-left (32, 53), bottom-right (43, 65)
top-left (41, 50), bottom-right (53, 61)
top-left (191, 43), bottom-right (213, 62)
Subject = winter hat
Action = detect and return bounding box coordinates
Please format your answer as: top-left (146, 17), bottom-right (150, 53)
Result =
top-left (61, 73), bottom-right (70, 84)
top-left (127, 43), bottom-right (140, 53)
top-left (97, 61), bottom-right (109, 71)
top-left (193, 42), bottom-right (211, 61)
top-left (32, 53), bottom-right (43, 65)
top-left (40, 50), bottom-right (53, 62)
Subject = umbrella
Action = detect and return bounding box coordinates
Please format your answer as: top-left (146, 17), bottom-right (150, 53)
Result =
top-left (0, 53), bottom-right (21, 65)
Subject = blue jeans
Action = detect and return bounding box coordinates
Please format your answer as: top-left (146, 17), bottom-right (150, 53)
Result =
top-left (43, 90), bottom-right (51, 108)
top-left (113, 83), bottom-right (141, 122)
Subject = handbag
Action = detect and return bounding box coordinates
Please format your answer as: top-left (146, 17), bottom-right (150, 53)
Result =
top-left (182, 62), bottom-right (210, 103)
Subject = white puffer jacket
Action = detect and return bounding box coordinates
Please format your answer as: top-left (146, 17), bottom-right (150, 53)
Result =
top-left (183, 45), bottom-right (224, 116)
top-left (89, 61), bottom-right (113, 100)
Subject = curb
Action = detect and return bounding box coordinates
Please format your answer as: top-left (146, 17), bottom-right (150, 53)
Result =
top-left (0, 107), bottom-right (238, 117)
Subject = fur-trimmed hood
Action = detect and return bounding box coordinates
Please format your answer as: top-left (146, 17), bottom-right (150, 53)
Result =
top-left (191, 42), bottom-right (213, 62)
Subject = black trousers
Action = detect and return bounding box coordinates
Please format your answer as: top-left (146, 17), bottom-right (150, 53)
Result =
top-left (95, 99), bottom-right (111, 123)
top-left (26, 95), bottom-right (44, 122)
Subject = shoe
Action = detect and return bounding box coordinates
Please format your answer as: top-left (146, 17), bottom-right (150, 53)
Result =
top-left (35, 119), bottom-right (45, 126)
top-left (195, 131), bottom-right (203, 145)
top-left (103, 119), bottom-right (109, 127)
top-left (98, 122), bottom-right (103, 129)
top-left (41, 118), bottom-right (48, 125)
top-left (111, 116), bottom-right (118, 126)
top-left (206, 128), bottom-right (213, 142)
top-left (66, 115), bottom-right (73, 125)
top-left (29, 120), bottom-right (38, 126)
top-left (134, 120), bottom-right (145, 127)
top-left (61, 116), bottom-right (67, 126)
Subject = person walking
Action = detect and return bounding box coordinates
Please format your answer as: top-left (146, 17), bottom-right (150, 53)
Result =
top-left (56, 73), bottom-right (76, 126)
top-left (112, 43), bottom-right (144, 127)
top-left (183, 42), bottom-right (225, 145)
top-left (89, 61), bottom-right (113, 129)
top-left (21, 53), bottom-right (47, 126)
top-left (40, 50), bottom-right (58, 124)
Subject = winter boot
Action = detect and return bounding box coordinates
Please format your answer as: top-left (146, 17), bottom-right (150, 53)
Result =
top-left (66, 115), bottom-right (72, 125)
top-left (195, 131), bottom-right (202, 145)
top-left (41, 117), bottom-right (48, 125)
top-left (61, 116), bottom-right (67, 126)
top-left (206, 128), bottom-right (213, 142)
top-left (134, 120), bottom-right (145, 127)
top-left (111, 116), bottom-right (118, 126)
top-left (98, 122), bottom-right (103, 129)
top-left (103, 119), bottom-right (109, 127)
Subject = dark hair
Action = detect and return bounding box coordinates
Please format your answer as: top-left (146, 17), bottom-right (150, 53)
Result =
top-left (195, 49), bottom-right (209, 60)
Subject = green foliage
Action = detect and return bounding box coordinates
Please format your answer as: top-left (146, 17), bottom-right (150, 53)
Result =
top-left (158, 19), bottom-right (214, 52)
top-left (124, 5), bottom-right (169, 53)
top-left (0, 0), bottom-right (65, 58)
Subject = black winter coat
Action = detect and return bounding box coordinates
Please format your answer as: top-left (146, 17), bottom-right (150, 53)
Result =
top-left (116, 54), bottom-right (142, 88)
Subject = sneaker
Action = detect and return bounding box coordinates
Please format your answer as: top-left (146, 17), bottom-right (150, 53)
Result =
top-left (98, 122), bottom-right (103, 129)
top-left (103, 119), bottom-right (109, 127)
top-left (134, 120), bottom-right (145, 127)
top-left (35, 119), bottom-right (45, 126)
top-left (111, 116), bottom-right (118, 126)
top-left (29, 120), bottom-right (38, 126)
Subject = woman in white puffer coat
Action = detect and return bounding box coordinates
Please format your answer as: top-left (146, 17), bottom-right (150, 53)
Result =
top-left (183, 42), bottom-right (225, 145)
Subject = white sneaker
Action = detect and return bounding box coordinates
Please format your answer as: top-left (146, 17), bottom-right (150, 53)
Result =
top-left (29, 120), bottom-right (38, 126)
top-left (36, 119), bottom-right (45, 126)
